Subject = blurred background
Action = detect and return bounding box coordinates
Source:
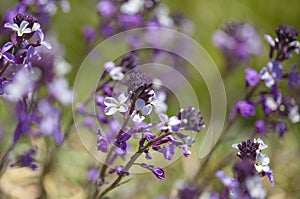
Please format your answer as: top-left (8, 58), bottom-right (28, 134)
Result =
top-left (0, 0), bottom-right (300, 198)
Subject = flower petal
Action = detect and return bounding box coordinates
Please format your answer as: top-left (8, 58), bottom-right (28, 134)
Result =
top-left (118, 93), bottom-right (129, 103)
top-left (104, 97), bottom-right (118, 106)
top-left (135, 98), bottom-right (145, 110)
top-left (118, 103), bottom-right (128, 112)
top-left (1, 42), bottom-right (13, 53)
top-left (158, 113), bottom-right (168, 122)
top-left (104, 106), bottom-right (118, 115)
top-left (20, 21), bottom-right (29, 30)
top-left (142, 104), bottom-right (153, 115)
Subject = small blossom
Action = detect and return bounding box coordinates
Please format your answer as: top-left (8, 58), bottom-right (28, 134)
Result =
top-left (245, 68), bottom-right (260, 87)
top-left (235, 100), bottom-right (255, 118)
top-left (109, 66), bottom-right (124, 80)
top-left (87, 168), bottom-right (99, 184)
top-left (104, 93), bottom-right (129, 115)
top-left (275, 122), bottom-right (288, 137)
top-left (114, 133), bottom-right (131, 150)
top-left (0, 42), bottom-right (14, 62)
top-left (17, 148), bottom-right (37, 170)
top-left (264, 169), bottom-right (275, 186)
top-left (140, 163), bottom-right (165, 180)
top-left (121, 0), bottom-right (144, 15)
top-left (97, 0), bottom-right (116, 17)
top-left (125, 70), bottom-right (152, 92)
top-left (178, 106), bottom-right (205, 132)
top-left (157, 113), bottom-right (180, 133)
top-left (4, 20), bottom-right (32, 37)
top-left (104, 61), bottom-right (115, 72)
top-left (288, 105), bottom-right (300, 123)
top-left (131, 98), bottom-right (152, 123)
top-left (253, 138), bottom-right (268, 151)
top-left (255, 153), bottom-right (270, 173)
top-left (259, 61), bottom-right (283, 87)
top-left (255, 120), bottom-right (266, 134)
top-left (232, 139), bottom-right (259, 161)
top-left (159, 143), bottom-right (176, 160)
top-left (151, 91), bottom-right (168, 113)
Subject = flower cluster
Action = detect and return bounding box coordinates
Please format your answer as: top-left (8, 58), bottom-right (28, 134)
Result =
top-left (233, 25), bottom-right (300, 138)
top-left (213, 22), bottom-right (262, 70)
top-left (74, 52), bottom-right (205, 197)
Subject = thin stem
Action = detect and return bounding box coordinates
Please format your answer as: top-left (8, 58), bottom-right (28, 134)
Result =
top-left (98, 132), bottom-right (171, 198)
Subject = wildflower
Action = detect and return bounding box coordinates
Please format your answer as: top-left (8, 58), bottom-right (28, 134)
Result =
top-left (97, 0), bottom-right (116, 17)
top-left (245, 68), bottom-right (260, 87)
top-left (104, 93), bottom-right (129, 115)
top-left (87, 168), bottom-right (100, 184)
top-left (0, 42), bottom-right (14, 62)
top-left (140, 163), bottom-right (165, 180)
top-left (235, 100), bottom-right (255, 118)
top-left (157, 113), bottom-right (180, 133)
top-left (254, 153), bottom-right (270, 173)
top-left (4, 20), bottom-right (32, 37)
top-left (125, 70), bottom-right (152, 92)
top-left (259, 61), bottom-right (283, 87)
top-left (255, 120), bottom-right (266, 134)
top-left (114, 133), bottom-right (131, 150)
top-left (232, 139), bottom-right (259, 161)
top-left (121, 0), bottom-right (144, 15)
top-left (178, 106), bottom-right (205, 132)
top-left (17, 148), bottom-right (37, 170)
top-left (131, 98), bottom-right (152, 123)
top-left (109, 66), bottom-right (124, 80)
top-left (118, 52), bottom-right (140, 69)
top-left (151, 91), bottom-right (168, 113)
top-left (245, 176), bottom-right (266, 199)
top-left (159, 143), bottom-right (176, 160)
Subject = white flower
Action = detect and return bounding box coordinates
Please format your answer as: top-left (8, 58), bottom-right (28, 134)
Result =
top-left (157, 113), bottom-right (180, 133)
top-left (4, 69), bottom-right (35, 101)
top-left (104, 93), bottom-right (129, 115)
top-left (150, 91), bottom-right (167, 113)
top-left (155, 6), bottom-right (174, 27)
top-left (288, 105), bottom-right (300, 123)
top-left (4, 21), bottom-right (32, 37)
top-left (265, 96), bottom-right (279, 111)
top-left (49, 78), bottom-right (73, 105)
top-left (255, 153), bottom-right (270, 173)
top-left (120, 0), bottom-right (144, 15)
top-left (109, 67), bottom-right (124, 80)
top-left (245, 176), bottom-right (266, 199)
top-left (131, 98), bottom-right (153, 123)
top-left (253, 138), bottom-right (268, 151)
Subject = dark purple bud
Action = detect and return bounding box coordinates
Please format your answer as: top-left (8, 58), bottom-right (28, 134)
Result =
top-left (255, 120), bottom-right (266, 134)
top-left (235, 100), bottom-right (256, 119)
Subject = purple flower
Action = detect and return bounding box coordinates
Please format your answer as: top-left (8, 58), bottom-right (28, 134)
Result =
top-left (177, 183), bottom-right (200, 199)
top-left (232, 139), bottom-right (259, 161)
top-left (245, 68), bottom-right (260, 87)
top-left (83, 26), bottom-right (97, 42)
top-left (288, 64), bottom-right (300, 89)
top-left (159, 143), bottom-right (176, 160)
top-left (262, 169), bottom-right (274, 186)
top-left (0, 42), bottom-right (14, 62)
top-left (131, 98), bottom-right (153, 123)
top-left (275, 122), bottom-right (288, 137)
top-left (87, 168), bottom-right (99, 184)
top-left (157, 113), bottom-right (180, 133)
top-left (97, 0), bottom-right (116, 17)
top-left (178, 106), bottom-right (205, 132)
top-left (233, 159), bottom-right (256, 183)
top-left (109, 166), bottom-right (129, 176)
top-left (140, 163), bottom-right (165, 180)
top-left (235, 100), bottom-right (256, 118)
top-left (260, 61), bottom-right (283, 88)
top-left (255, 120), bottom-right (266, 134)
top-left (118, 14), bottom-right (144, 29)
top-left (18, 148), bottom-right (37, 170)
top-left (114, 133), bottom-right (131, 150)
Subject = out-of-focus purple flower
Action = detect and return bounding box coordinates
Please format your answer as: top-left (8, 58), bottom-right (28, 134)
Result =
top-left (245, 68), bottom-right (260, 87)
top-left (177, 183), bottom-right (200, 199)
top-left (97, 0), bottom-right (116, 17)
top-left (140, 163), bottom-right (165, 180)
top-left (96, 129), bottom-right (109, 152)
top-left (118, 52), bottom-right (140, 70)
top-left (157, 113), bottom-right (180, 133)
top-left (178, 106), bottom-right (205, 132)
top-left (213, 22), bottom-right (262, 61)
top-left (23, 46), bottom-right (41, 68)
top-left (245, 175), bottom-right (266, 199)
top-left (233, 159), bottom-right (256, 183)
top-left (0, 42), bottom-right (14, 62)
top-left (288, 64), bottom-right (300, 88)
top-left (275, 122), bottom-right (288, 137)
top-left (118, 14), bottom-right (144, 29)
top-left (235, 100), bottom-right (256, 119)
top-left (38, 99), bottom-right (64, 145)
top-left (259, 61), bottom-right (283, 88)
top-left (0, 78), bottom-right (9, 95)
top-left (18, 148), bottom-right (37, 170)
top-left (255, 120), bottom-right (266, 134)
top-left (83, 26), bottom-right (97, 42)
top-left (87, 167), bottom-right (99, 184)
